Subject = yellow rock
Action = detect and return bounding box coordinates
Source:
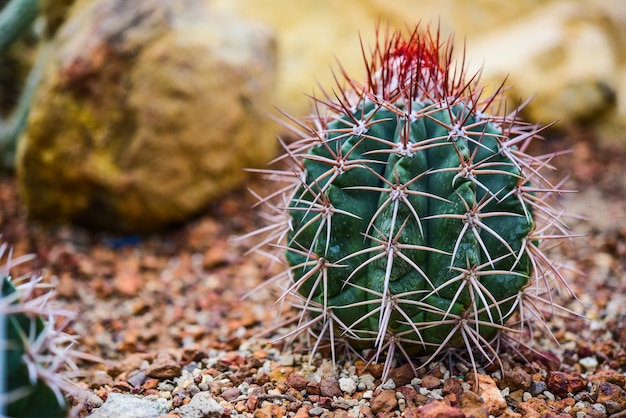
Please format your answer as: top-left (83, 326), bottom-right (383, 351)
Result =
top-left (211, 0), bottom-right (626, 139)
top-left (18, 0), bottom-right (277, 231)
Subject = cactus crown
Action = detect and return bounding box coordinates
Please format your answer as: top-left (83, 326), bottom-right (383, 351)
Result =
top-left (250, 25), bottom-right (575, 375)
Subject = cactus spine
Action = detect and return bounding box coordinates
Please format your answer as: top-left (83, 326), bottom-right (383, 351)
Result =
top-left (1, 244), bottom-right (81, 417)
top-left (251, 26), bottom-right (574, 372)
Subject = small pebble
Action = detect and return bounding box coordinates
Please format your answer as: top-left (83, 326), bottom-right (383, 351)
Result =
top-left (543, 391), bottom-right (555, 401)
top-left (592, 403), bottom-right (606, 414)
top-left (308, 406), bottom-right (324, 416)
top-left (530, 381), bottom-right (547, 396)
top-left (579, 356), bottom-right (598, 371)
top-left (158, 381), bottom-right (175, 392)
top-left (362, 390), bottom-right (373, 399)
top-left (339, 377), bottom-right (357, 395)
top-left (522, 392), bottom-right (532, 402)
top-left (382, 379), bottom-right (396, 390)
top-left (359, 374), bottom-right (376, 390)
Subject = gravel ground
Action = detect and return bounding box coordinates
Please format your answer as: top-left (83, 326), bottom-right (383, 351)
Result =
top-left (1, 130), bottom-right (626, 417)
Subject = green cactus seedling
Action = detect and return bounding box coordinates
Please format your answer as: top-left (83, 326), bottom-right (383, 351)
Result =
top-left (250, 25), bottom-right (575, 374)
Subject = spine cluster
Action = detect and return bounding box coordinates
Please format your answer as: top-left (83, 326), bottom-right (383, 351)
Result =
top-left (1, 244), bottom-right (83, 417)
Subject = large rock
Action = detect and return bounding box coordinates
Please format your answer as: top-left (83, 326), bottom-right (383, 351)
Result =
top-left (465, 1), bottom-right (624, 132)
top-left (17, 0), bottom-right (276, 232)
top-left (87, 393), bottom-right (169, 418)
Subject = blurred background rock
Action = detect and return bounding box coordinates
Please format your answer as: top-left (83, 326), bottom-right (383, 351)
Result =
top-left (5, 0), bottom-right (277, 232)
top-left (0, 0), bottom-right (623, 232)
top-left (214, 0), bottom-right (626, 142)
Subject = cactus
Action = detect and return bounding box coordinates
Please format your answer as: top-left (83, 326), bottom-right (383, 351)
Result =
top-left (0, 0), bottom-right (44, 168)
top-left (1, 243), bottom-right (82, 417)
top-left (250, 25), bottom-right (575, 373)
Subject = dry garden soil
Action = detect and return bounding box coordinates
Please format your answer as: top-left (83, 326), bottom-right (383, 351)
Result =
top-left (2, 129), bottom-right (626, 417)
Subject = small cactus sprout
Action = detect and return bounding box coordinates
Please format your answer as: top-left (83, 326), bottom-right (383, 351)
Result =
top-left (250, 25), bottom-right (575, 374)
top-left (1, 243), bottom-right (83, 417)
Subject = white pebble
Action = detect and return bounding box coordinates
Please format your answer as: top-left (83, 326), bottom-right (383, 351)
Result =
top-left (362, 390), bottom-right (373, 399)
top-left (523, 392), bottom-right (532, 402)
top-left (543, 391), bottom-right (555, 401)
top-left (579, 356), bottom-right (598, 371)
top-left (339, 377), bottom-right (357, 395)
top-left (593, 403), bottom-right (606, 414)
top-left (359, 374), bottom-right (376, 390)
top-left (382, 379), bottom-right (396, 390)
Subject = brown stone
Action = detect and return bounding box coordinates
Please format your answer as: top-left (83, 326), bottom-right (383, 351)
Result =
top-left (397, 386), bottom-right (419, 407)
top-left (515, 398), bottom-right (552, 418)
top-left (589, 370), bottom-right (626, 389)
top-left (90, 370), bottom-right (113, 389)
top-left (221, 387), bottom-right (241, 401)
top-left (459, 391), bottom-right (489, 418)
top-left (145, 352), bottom-right (181, 379)
top-left (546, 371), bottom-right (588, 397)
top-left (414, 400), bottom-right (465, 418)
top-left (253, 404), bottom-right (285, 418)
top-left (142, 378), bottom-right (159, 390)
top-left (596, 382), bottom-right (626, 414)
top-left (292, 405), bottom-right (312, 418)
top-left (501, 366), bottom-right (532, 391)
top-left (467, 373), bottom-right (506, 416)
top-left (421, 375), bottom-right (442, 389)
top-left (388, 363), bottom-right (415, 387)
top-left (319, 377), bottom-right (342, 398)
top-left (354, 360), bottom-right (384, 379)
top-left (370, 389), bottom-right (398, 414)
top-left (443, 378), bottom-right (464, 396)
top-left (306, 381), bottom-right (320, 395)
top-left (286, 373), bottom-right (308, 391)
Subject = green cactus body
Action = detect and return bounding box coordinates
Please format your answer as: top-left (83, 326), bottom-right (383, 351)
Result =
top-left (254, 26), bottom-right (573, 368)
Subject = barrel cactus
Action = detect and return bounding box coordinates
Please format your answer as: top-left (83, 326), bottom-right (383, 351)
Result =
top-left (251, 26), bottom-right (574, 372)
top-left (1, 244), bottom-right (81, 417)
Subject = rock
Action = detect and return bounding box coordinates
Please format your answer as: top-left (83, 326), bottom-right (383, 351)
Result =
top-left (467, 373), bottom-right (507, 416)
top-left (596, 382), bottom-right (626, 414)
top-left (369, 390), bottom-right (398, 414)
top-left (87, 393), bottom-right (169, 418)
top-left (17, 0), bottom-right (277, 232)
top-left (178, 391), bottom-right (224, 418)
top-left (411, 400), bottom-right (464, 418)
top-left (421, 375), bottom-right (442, 389)
top-left (145, 352), bottom-right (181, 380)
top-left (220, 387), bottom-right (241, 401)
top-left (442, 378), bottom-right (463, 396)
top-left (515, 397), bottom-right (552, 418)
top-left (90, 370), bottom-right (114, 389)
top-left (388, 363), bottom-right (415, 387)
top-left (285, 373), bottom-right (308, 391)
top-left (307, 406), bottom-right (324, 416)
top-left (319, 377), bottom-right (342, 398)
top-left (501, 366), bottom-right (532, 391)
top-left (529, 381), bottom-right (548, 396)
top-left (546, 371), bottom-right (588, 397)
top-left (459, 391), bottom-right (489, 418)
top-left (338, 377), bottom-right (357, 395)
top-left (213, 0), bottom-right (626, 145)
top-left (589, 370), bottom-right (626, 388)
